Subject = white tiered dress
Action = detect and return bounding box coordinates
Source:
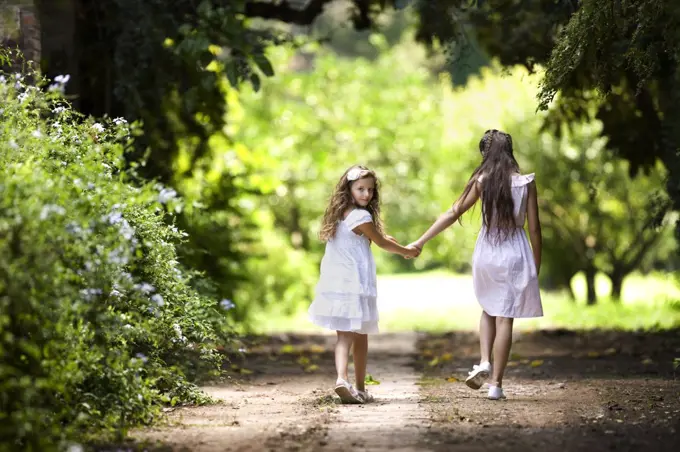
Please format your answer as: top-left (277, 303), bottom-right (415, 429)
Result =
top-left (471, 173), bottom-right (543, 318)
top-left (308, 209), bottom-right (379, 334)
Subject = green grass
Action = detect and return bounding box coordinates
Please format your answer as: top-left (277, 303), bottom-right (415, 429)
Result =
top-left (250, 270), bottom-right (680, 334)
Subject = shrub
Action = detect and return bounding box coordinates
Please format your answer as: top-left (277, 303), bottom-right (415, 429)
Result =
top-left (0, 55), bottom-right (231, 449)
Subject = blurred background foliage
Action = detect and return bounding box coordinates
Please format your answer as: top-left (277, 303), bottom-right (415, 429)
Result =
top-left (2, 0), bottom-right (680, 447)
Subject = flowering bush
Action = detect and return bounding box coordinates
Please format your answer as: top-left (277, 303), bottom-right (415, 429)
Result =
top-left (0, 58), bottom-right (233, 449)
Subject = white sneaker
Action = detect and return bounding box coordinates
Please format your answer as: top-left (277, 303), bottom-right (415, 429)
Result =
top-left (465, 361), bottom-right (491, 390)
top-left (487, 385), bottom-right (506, 400)
top-left (356, 389), bottom-right (374, 403)
top-left (334, 379), bottom-right (362, 404)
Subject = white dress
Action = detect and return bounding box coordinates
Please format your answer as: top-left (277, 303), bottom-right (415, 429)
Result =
top-left (308, 209), bottom-right (379, 334)
top-left (472, 173), bottom-right (543, 318)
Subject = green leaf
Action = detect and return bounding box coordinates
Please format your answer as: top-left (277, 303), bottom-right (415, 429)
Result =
top-left (253, 54), bottom-right (275, 77)
top-left (364, 374), bottom-right (380, 385)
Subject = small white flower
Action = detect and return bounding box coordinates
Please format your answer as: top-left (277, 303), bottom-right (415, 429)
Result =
top-left (220, 299), bottom-right (235, 310)
top-left (158, 188), bottom-right (177, 204)
top-left (0, 75), bottom-right (6, 84)
top-left (151, 294), bottom-right (164, 306)
top-left (136, 282), bottom-right (155, 294)
top-left (173, 323), bottom-right (182, 337)
top-left (80, 288), bottom-right (103, 301)
top-left (66, 444), bottom-right (84, 452)
top-left (18, 92), bottom-right (29, 103)
top-left (48, 83), bottom-right (63, 93)
top-left (107, 249), bottom-right (128, 265)
top-left (110, 289), bottom-right (122, 298)
top-left (53, 106), bottom-right (66, 114)
top-left (135, 353), bottom-right (148, 363)
top-left (123, 324), bottom-right (133, 329)
top-left (92, 123), bottom-right (105, 133)
top-left (107, 211), bottom-right (123, 225)
top-left (113, 117), bottom-right (127, 125)
top-left (8, 139), bottom-right (18, 149)
top-left (119, 219), bottom-right (135, 240)
top-left (31, 129), bottom-right (42, 138)
top-left (14, 73), bottom-right (22, 80)
top-left (65, 222), bottom-right (83, 235)
top-left (40, 204), bottom-right (65, 220)
top-left (54, 74), bottom-right (71, 84)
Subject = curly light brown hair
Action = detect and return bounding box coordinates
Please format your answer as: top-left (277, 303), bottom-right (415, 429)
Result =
top-left (318, 165), bottom-right (384, 241)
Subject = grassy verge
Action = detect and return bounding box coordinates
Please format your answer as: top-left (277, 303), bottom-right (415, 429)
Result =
top-left (250, 270), bottom-right (680, 333)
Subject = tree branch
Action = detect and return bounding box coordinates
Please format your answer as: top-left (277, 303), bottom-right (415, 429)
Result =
top-left (243, 0), bottom-right (336, 25)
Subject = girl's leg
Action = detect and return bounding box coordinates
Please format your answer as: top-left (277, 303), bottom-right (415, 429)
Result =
top-left (352, 333), bottom-right (368, 391)
top-left (466, 311), bottom-right (496, 389)
top-left (490, 317), bottom-right (514, 387)
top-left (335, 331), bottom-right (355, 382)
top-left (479, 310), bottom-right (496, 364)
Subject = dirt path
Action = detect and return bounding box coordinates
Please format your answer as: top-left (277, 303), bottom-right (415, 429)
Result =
top-left (417, 329), bottom-right (680, 452)
top-left (132, 329), bottom-right (680, 452)
top-left (133, 333), bottom-right (428, 451)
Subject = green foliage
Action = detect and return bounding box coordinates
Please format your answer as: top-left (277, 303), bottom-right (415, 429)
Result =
top-left (74, 0), bottom-right (285, 182)
top-left (0, 63), bottom-right (231, 448)
top-left (538, 0), bottom-right (680, 239)
top-left (534, 122), bottom-right (675, 299)
top-left (220, 40), bottom-right (675, 314)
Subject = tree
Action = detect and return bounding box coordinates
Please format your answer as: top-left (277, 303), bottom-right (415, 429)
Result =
top-left (537, 0), bottom-right (680, 240)
top-left (534, 123), bottom-right (672, 304)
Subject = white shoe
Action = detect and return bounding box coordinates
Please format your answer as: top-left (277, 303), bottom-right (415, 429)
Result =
top-left (465, 361), bottom-right (491, 390)
top-left (356, 389), bottom-right (374, 403)
top-left (488, 385), bottom-right (506, 400)
top-left (334, 379), bottom-right (362, 404)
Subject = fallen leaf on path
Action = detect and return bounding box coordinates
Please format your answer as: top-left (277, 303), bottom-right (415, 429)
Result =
top-left (510, 353), bottom-right (523, 360)
top-left (440, 352), bottom-right (453, 362)
top-left (280, 344), bottom-right (296, 354)
top-left (641, 358), bottom-right (654, 365)
top-left (305, 364), bottom-right (319, 372)
top-left (587, 351), bottom-right (601, 358)
top-left (520, 359), bottom-right (529, 364)
top-left (309, 344), bottom-right (326, 354)
top-left (530, 359), bottom-right (544, 368)
top-left (506, 361), bottom-right (519, 367)
top-left (446, 376), bottom-right (459, 383)
top-left (428, 357), bottom-right (440, 367)
top-left (296, 356), bottom-right (311, 366)
top-left (604, 347), bottom-right (617, 356)
top-left (365, 374), bottom-right (381, 385)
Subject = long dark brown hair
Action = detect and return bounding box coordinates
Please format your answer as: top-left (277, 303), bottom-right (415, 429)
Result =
top-left (319, 165), bottom-right (384, 241)
top-left (456, 129), bottom-right (520, 244)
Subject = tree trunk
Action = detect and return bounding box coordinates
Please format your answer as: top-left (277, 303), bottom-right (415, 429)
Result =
top-left (585, 266), bottom-right (597, 305)
top-left (609, 271), bottom-right (624, 302)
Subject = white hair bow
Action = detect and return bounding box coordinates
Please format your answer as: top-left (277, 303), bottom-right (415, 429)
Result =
top-left (347, 168), bottom-right (368, 181)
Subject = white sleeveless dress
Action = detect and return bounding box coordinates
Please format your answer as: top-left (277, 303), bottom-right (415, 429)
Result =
top-left (472, 173), bottom-right (543, 318)
top-left (308, 209), bottom-right (379, 334)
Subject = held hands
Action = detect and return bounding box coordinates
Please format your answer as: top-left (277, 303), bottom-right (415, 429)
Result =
top-left (403, 242), bottom-right (423, 259)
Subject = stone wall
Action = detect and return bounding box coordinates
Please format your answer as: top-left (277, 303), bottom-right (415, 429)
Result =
top-left (0, 0), bottom-right (40, 66)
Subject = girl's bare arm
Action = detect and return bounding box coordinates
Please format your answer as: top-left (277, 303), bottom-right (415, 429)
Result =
top-left (413, 181), bottom-right (481, 249)
top-left (526, 181), bottom-right (542, 275)
top-left (354, 223), bottom-right (419, 258)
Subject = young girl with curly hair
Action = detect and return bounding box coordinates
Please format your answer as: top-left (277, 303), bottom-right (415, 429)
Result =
top-left (308, 165), bottom-right (419, 404)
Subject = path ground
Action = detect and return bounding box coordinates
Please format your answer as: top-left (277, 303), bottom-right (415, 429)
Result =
top-left (131, 329), bottom-right (680, 452)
